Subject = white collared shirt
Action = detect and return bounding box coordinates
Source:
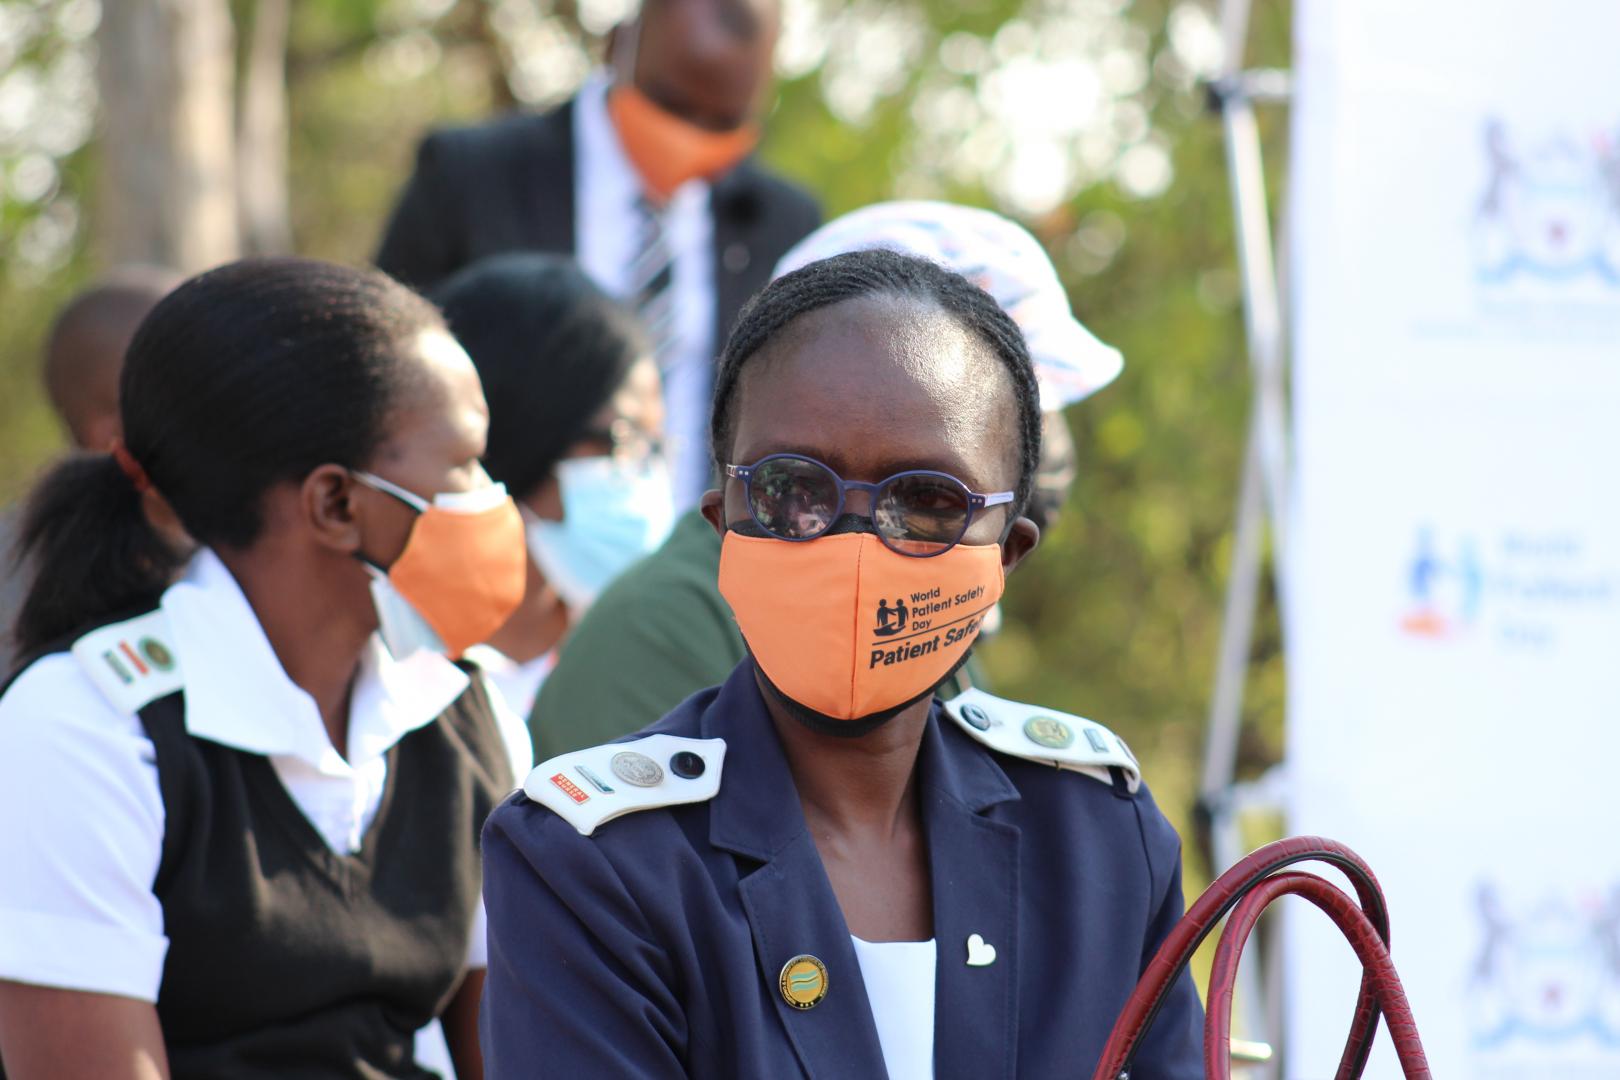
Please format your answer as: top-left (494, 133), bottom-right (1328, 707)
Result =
top-left (573, 69), bottom-right (718, 512)
top-left (0, 549), bottom-right (531, 1001)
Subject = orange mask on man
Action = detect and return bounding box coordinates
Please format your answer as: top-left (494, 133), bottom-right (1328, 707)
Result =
top-left (356, 472), bottom-right (527, 660)
top-left (718, 529), bottom-right (1005, 723)
top-left (607, 84), bottom-right (759, 203)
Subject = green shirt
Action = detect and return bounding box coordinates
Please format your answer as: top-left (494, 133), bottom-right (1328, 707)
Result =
top-left (529, 510), bottom-right (742, 759)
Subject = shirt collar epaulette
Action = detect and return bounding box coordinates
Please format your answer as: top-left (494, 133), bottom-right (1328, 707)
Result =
top-left (521, 732), bottom-right (725, 836)
top-left (938, 686), bottom-right (1142, 794)
top-left (71, 609), bottom-right (184, 715)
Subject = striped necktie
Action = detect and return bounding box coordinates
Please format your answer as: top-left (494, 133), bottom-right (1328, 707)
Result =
top-left (629, 195), bottom-right (678, 369)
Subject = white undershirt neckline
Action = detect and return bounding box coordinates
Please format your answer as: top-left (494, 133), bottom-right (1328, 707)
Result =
top-left (850, 935), bottom-right (937, 1080)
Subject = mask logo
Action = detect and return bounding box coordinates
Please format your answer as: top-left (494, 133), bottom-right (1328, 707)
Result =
top-left (874, 598), bottom-right (908, 637)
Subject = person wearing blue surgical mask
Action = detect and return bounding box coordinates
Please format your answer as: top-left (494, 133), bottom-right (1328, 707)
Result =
top-left (434, 254), bottom-right (675, 717)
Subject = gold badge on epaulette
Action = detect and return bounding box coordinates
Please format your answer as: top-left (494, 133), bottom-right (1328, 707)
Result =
top-left (1023, 714), bottom-right (1074, 749)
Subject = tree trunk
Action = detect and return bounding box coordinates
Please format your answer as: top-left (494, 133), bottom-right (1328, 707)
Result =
top-left (97, 0), bottom-right (240, 272)
top-left (236, 0), bottom-right (293, 255)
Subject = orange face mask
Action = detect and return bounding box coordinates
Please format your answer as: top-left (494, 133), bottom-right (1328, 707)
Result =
top-left (718, 529), bottom-right (1006, 724)
top-left (607, 84), bottom-right (759, 202)
top-left (356, 472), bottom-right (527, 660)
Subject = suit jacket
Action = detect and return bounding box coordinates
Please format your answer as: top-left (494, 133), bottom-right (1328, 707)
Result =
top-left (480, 660), bottom-right (1204, 1079)
top-left (375, 100), bottom-right (822, 342)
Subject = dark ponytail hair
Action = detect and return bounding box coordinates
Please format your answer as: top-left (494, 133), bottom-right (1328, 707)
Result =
top-left (13, 257), bottom-right (444, 656)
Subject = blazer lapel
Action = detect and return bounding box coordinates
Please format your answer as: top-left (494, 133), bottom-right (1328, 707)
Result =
top-left (706, 664), bottom-right (889, 1079)
top-left (737, 833), bottom-right (889, 1078)
top-left (921, 711), bottom-right (1023, 1080)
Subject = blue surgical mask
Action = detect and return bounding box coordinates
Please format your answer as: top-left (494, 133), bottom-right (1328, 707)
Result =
top-left (525, 455), bottom-right (676, 609)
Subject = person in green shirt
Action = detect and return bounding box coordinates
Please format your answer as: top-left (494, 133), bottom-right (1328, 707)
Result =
top-left (530, 508), bottom-right (740, 759)
top-left (529, 200), bottom-right (1123, 758)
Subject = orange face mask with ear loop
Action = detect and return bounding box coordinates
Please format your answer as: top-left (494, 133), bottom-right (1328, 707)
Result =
top-left (718, 530), bottom-right (1006, 722)
top-left (355, 472), bottom-right (528, 660)
top-left (607, 84), bottom-right (760, 202)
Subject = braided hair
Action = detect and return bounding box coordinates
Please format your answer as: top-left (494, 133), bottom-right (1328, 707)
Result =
top-left (710, 248), bottom-right (1043, 514)
top-left (12, 257), bottom-right (442, 655)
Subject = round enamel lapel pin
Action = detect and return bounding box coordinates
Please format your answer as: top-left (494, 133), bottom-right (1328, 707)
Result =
top-left (778, 954), bottom-right (829, 1010)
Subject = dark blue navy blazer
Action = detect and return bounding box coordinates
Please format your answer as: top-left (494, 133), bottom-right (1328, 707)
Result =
top-left (480, 661), bottom-right (1203, 1078)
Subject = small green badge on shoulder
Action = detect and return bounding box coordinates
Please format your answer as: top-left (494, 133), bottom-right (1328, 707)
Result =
top-left (71, 610), bottom-right (185, 715)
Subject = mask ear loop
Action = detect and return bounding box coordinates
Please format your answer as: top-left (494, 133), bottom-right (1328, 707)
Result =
top-left (352, 470), bottom-right (430, 513)
top-left (350, 470), bottom-right (431, 578)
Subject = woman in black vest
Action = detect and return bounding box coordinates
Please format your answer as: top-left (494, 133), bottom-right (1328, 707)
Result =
top-left (0, 258), bottom-right (531, 1079)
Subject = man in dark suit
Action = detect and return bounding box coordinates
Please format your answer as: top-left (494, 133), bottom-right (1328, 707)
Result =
top-left (377, 0), bottom-right (821, 510)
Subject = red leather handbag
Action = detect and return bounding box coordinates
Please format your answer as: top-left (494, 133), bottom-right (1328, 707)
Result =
top-left (1092, 836), bottom-right (1431, 1080)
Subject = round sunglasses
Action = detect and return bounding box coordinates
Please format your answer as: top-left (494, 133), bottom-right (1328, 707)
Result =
top-left (725, 453), bottom-right (1014, 558)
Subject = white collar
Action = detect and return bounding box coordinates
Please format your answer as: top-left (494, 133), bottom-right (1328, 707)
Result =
top-left (160, 549), bottom-right (470, 772)
top-left (575, 68), bottom-right (712, 217)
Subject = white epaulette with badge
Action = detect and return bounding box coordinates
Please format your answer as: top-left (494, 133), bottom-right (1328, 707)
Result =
top-left (942, 687), bottom-right (1141, 794)
top-left (70, 609), bottom-right (185, 715)
top-left (524, 733), bottom-right (727, 836)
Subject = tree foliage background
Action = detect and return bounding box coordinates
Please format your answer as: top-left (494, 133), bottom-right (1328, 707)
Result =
top-left (0, 0), bottom-right (1290, 866)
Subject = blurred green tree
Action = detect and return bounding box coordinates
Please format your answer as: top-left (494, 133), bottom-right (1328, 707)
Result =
top-left (0, 0), bottom-right (1292, 860)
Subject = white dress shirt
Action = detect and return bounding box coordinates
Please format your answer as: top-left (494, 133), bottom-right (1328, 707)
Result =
top-left (852, 935), bottom-right (938, 1080)
top-left (573, 70), bottom-right (718, 512)
top-left (0, 549), bottom-right (532, 1002)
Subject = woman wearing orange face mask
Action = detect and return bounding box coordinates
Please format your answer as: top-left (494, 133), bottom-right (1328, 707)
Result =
top-left (480, 250), bottom-right (1203, 1078)
top-left (0, 259), bottom-right (532, 1080)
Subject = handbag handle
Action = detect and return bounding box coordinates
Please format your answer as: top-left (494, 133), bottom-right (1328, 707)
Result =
top-left (1090, 836), bottom-right (1426, 1080)
top-left (1203, 871), bottom-right (1430, 1078)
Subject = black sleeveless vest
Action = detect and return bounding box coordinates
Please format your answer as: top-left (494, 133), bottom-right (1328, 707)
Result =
top-left (6, 625), bottom-right (514, 1079)
top-left (144, 672), bottom-right (513, 1079)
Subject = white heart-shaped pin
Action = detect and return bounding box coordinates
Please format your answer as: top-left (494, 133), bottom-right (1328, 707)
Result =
top-left (965, 933), bottom-right (997, 967)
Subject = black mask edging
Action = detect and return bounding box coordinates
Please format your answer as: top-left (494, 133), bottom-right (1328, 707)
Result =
top-left (751, 648), bottom-right (975, 739)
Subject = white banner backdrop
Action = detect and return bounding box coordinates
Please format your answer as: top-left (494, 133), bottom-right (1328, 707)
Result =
top-left (1286, 2), bottom-right (1620, 1077)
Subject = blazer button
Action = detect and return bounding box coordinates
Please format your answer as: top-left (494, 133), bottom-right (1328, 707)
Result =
top-left (723, 243), bottom-right (750, 274)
